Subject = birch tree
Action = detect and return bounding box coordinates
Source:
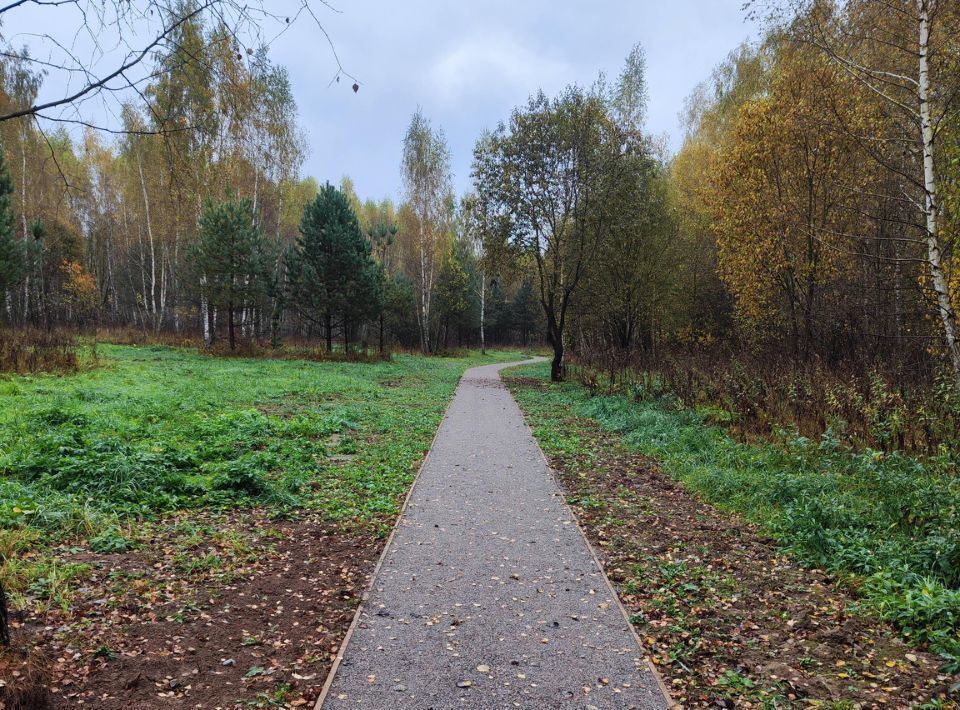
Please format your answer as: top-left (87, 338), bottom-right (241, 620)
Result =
top-left (401, 110), bottom-right (452, 353)
top-left (460, 193), bottom-right (492, 354)
top-left (0, 0), bottom-right (355, 131)
top-left (777, 0), bottom-right (960, 380)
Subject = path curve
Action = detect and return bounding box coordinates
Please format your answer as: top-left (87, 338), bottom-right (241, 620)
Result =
top-left (318, 359), bottom-right (670, 709)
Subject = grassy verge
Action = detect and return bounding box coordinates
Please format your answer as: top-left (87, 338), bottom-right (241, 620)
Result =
top-left (0, 344), bottom-right (520, 603)
top-left (505, 363), bottom-right (960, 675)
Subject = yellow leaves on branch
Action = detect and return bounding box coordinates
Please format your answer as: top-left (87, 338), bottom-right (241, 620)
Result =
top-left (705, 46), bottom-right (873, 335)
top-left (61, 260), bottom-right (98, 309)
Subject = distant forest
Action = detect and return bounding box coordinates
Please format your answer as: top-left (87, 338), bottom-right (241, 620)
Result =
top-left (1, 1), bottom-right (959, 389)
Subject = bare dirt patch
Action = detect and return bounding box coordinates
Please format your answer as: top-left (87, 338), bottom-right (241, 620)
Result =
top-left (4, 510), bottom-right (382, 709)
top-left (526, 412), bottom-right (958, 707)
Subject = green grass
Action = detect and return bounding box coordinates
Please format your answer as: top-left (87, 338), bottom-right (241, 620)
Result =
top-left (506, 363), bottom-right (960, 670)
top-left (0, 344), bottom-right (521, 543)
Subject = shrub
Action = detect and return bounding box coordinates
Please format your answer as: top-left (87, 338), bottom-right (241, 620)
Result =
top-left (570, 347), bottom-right (960, 457)
top-left (210, 459), bottom-right (272, 497)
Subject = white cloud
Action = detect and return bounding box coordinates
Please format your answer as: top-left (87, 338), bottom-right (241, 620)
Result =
top-left (427, 35), bottom-right (571, 104)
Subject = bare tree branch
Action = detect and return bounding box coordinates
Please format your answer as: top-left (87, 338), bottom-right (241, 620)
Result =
top-left (0, 0), bottom-right (355, 133)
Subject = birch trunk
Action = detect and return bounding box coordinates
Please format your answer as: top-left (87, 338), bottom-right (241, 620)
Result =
top-left (417, 220), bottom-right (435, 353)
top-left (136, 151), bottom-right (158, 328)
top-left (202, 292), bottom-right (211, 347)
top-left (173, 209), bottom-right (181, 333)
top-left (158, 246), bottom-right (168, 332)
top-left (20, 129), bottom-right (29, 324)
top-left (479, 271), bottom-right (486, 355)
top-left (917, 0), bottom-right (960, 382)
top-left (252, 169), bottom-right (259, 226)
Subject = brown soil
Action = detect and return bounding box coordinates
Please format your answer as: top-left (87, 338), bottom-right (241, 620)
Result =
top-left (3, 510), bottom-right (382, 709)
top-left (0, 644), bottom-right (53, 709)
top-left (507, 381), bottom-right (958, 708)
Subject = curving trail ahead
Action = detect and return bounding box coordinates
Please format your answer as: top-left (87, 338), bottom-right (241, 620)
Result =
top-left (318, 360), bottom-right (671, 709)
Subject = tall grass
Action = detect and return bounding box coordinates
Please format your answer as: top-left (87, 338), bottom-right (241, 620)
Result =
top-left (571, 348), bottom-right (960, 456)
top-left (0, 329), bottom-right (85, 374)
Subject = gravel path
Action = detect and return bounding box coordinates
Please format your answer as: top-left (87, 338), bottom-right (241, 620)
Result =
top-left (319, 360), bottom-right (670, 709)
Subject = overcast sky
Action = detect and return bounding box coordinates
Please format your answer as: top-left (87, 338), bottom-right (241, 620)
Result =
top-left (5, 1), bottom-right (758, 201)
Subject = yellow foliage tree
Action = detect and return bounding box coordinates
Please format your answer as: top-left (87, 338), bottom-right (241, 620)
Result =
top-left (709, 46), bottom-right (871, 354)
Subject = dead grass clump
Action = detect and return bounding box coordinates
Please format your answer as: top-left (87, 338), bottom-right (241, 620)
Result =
top-left (0, 645), bottom-right (53, 710)
top-left (0, 329), bottom-right (80, 374)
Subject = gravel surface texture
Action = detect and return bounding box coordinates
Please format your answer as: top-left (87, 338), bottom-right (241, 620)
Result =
top-left (321, 361), bottom-right (669, 710)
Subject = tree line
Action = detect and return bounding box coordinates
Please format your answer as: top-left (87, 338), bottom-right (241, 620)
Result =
top-left (3, 0), bottom-right (959, 384)
top-left (469, 0), bottom-right (960, 385)
top-left (0, 8), bottom-right (542, 353)
top-left (671, 0), bottom-right (960, 382)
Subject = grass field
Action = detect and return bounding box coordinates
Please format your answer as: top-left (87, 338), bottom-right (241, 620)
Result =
top-left (506, 363), bottom-right (960, 676)
top-left (0, 344), bottom-right (524, 707)
top-left (0, 344), bottom-right (520, 610)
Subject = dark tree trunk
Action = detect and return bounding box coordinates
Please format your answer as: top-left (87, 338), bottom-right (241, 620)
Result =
top-left (547, 317), bottom-right (564, 381)
top-left (325, 312), bottom-right (333, 352)
top-left (0, 581), bottom-right (10, 646)
top-left (228, 302), bottom-right (236, 350)
top-left (550, 341), bottom-right (564, 381)
top-left (379, 311), bottom-right (385, 353)
top-left (270, 300), bottom-right (282, 348)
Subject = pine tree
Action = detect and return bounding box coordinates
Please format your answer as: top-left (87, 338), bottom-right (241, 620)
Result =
top-left (191, 193), bottom-right (270, 350)
top-left (435, 237), bottom-right (479, 349)
top-left (512, 279), bottom-right (539, 346)
top-left (289, 183), bottom-right (383, 351)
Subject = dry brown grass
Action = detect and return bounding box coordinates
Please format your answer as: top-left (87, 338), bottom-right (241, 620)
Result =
top-left (0, 329), bottom-right (83, 374)
top-left (571, 346), bottom-right (960, 456)
top-left (0, 645), bottom-right (52, 709)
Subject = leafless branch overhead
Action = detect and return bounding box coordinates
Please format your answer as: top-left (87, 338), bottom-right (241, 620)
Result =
top-left (0, 0), bottom-right (356, 132)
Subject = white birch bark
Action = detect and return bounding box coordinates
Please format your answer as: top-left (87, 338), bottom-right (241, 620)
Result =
top-left (20, 128), bottom-right (29, 323)
top-left (479, 270), bottom-right (486, 355)
top-left (201, 278), bottom-right (211, 347)
top-left (416, 218), bottom-right (436, 352)
top-left (136, 150), bottom-right (157, 326)
top-left (917, 0), bottom-right (960, 380)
